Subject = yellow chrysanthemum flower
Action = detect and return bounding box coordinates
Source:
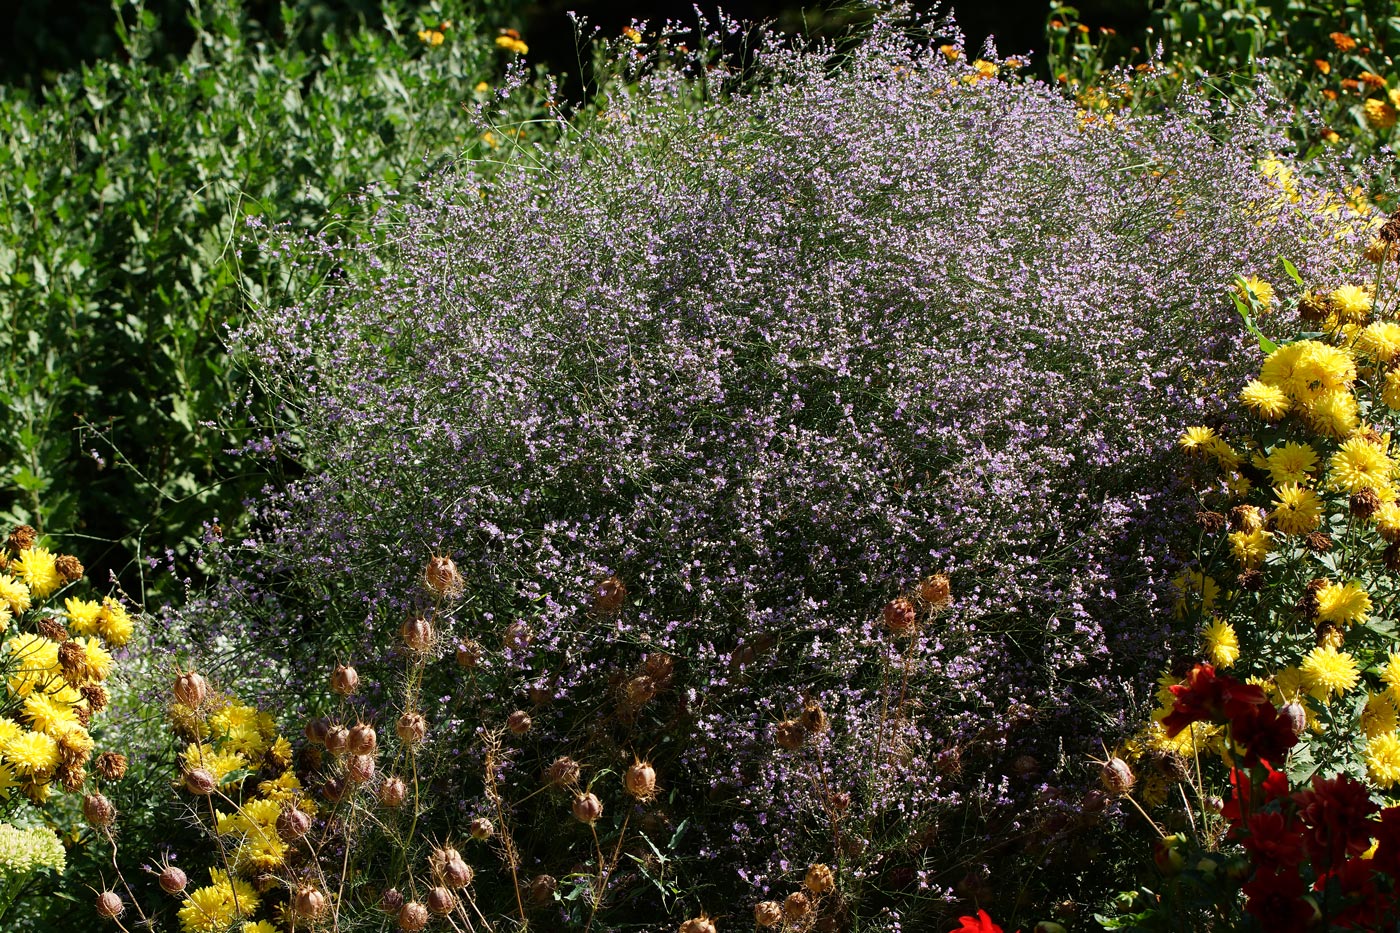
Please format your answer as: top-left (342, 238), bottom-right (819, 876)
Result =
top-left (13, 548), bottom-right (62, 600)
top-left (0, 719), bottom-right (23, 749)
top-left (1271, 483), bottom-right (1324, 535)
top-left (1376, 502), bottom-right (1400, 542)
top-left (21, 692), bottom-right (77, 737)
top-left (5, 635), bottom-right (60, 699)
top-left (97, 598), bottom-right (133, 646)
top-left (1240, 380), bottom-right (1290, 420)
top-left (1229, 527), bottom-right (1272, 569)
top-left (1314, 580), bottom-right (1372, 626)
top-left (0, 763), bottom-right (19, 800)
top-left (1236, 276), bottom-right (1275, 309)
top-left (1301, 644), bottom-right (1361, 702)
top-left (243, 921), bottom-right (279, 933)
top-left (1260, 340), bottom-right (1356, 401)
top-left (75, 636), bottom-right (112, 682)
top-left (495, 35), bottom-right (529, 54)
top-left (1332, 284), bottom-right (1374, 322)
top-left (1266, 442), bottom-right (1319, 485)
top-left (1203, 438), bottom-right (1241, 470)
top-left (1172, 569), bottom-right (1219, 618)
top-left (1364, 98), bottom-right (1398, 131)
top-left (1363, 693), bottom-right (1400, 738)
top-left (1358, 321), bottom-right (1400, 362)
top-left (1305, 389), bottom-right (1360, 437)
top-left (1201, 618), bottom-right (1240, 668)
top-left (0, 576), bottom-right (31, 616)
top-left (1365, 732), bottom-right (1400, 788)
top-left (0, 605), bottom-right (9, 634)
top-left (4, 730), bottom-right (60, 776)
top-left (1328, 437), bottom-right (1395, 493)
top-left (177, 884), bottom-right (239, 933)
top-left (1179, 426), bottom-right (1218, 453)
top-left (63, 597), bottom-right (102, 637)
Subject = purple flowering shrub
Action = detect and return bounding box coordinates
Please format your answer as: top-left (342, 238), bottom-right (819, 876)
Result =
top-left (180, 9), bottom-right (1364, 929)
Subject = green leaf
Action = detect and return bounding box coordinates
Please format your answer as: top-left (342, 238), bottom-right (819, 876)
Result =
top-left (1281, 257), bottom-right (1303, 287)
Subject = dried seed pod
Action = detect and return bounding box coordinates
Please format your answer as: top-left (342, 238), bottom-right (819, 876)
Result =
top-left (277, 806), bottom-right (312, 841)
top-left (1282, 702), bottom-right (1307, 735)
top-left (95, 891), bottom-right (124, 920)
top-left (593, 575), bottom-right (627, 613)
top-left (572, 792), bottom-right (603, 824)
top-left (322, 776), bottom-right (348, 804)
top-left (883, 597), bottom-right (917, 636)
top-left (774, 720), bottom-right (805, 751)
top-left (325, 725), bottom-right (351, 756)
top-left (398, 901), bottom-right (429, 932)
top-left (7, 524), bottom-right (37, 551)
top-left (679, 917), bottom-right (717, 933)
top-left (783, 892), bottom-right (812, 920)
top-left (158, 866), bottom-right (188, 895)
top-left (348, 723), bottom-right (378, 756)
top-left (396, 712), bottom-right (428, 745)
top-left (800, 700), bottom-right (829, 734)
top-left (829, 791), bottom-right (851, 813)
top-left (469, 817), bottom-right (494, 841)
top-left (379, 775), bottom-right (408, 808)
top-left (529, 874), bottom-right (557, 904)
top-left (456, 640), bottom-right (483, 668)
top-left (381, 888), bottom-right (405, 913)
top-left (400, 616), bottom-right (435, 652)
top-left (424, 555), bottom-right (465, 599)
top-left (804, 863), bottom-right (836, 895)
top-left (426, 886), bottom-right (457, 916)
top-left (330, 664), bottom-right (360, 696)
top-left (292, 886), bottom-right (327, 919)
top-left (507, 710), bottom-right (533, 735)
top-left (916, 573), bottom-right (952, 608)
top-left (438, 856), bottom-right (474, 889)
top-left (624, 760), bottom-right (658, 801)
top-left (56, 554), bottom-right (84, 582)
top-left (642, 652), bottom-right (674, 684)
top-left (304, 717), bottom-right (330, 746)
top-left (1100, 757), bottom-right (1135, 796)
top-left (545, 756), bottom-right (581, 788)
top-left (82, 793), bottom-right (116, 828)
top-left (173, 672), bottom-right (208, 708)
top-left (624, 674), bottom-right (657, 709)
top-left (183, 768), bottom-right (216, 796)
top-left (346, 754), bottom-right (376, 785)
top-left (754, 901), bottom-right (783, 927)
top-left (504, 621), bottom-right (532, 650)
top-left (95, 751), bottom-right (127, 781)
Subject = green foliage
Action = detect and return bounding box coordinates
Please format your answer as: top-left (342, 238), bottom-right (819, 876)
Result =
top-left (1046, 0), bottom-right (1400, 195)
top-left (0, 0), bottom-right (551, 596)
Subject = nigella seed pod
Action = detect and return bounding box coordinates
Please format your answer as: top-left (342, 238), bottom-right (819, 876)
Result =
top-left (346, 754), bottom-right (376, 785)
top-left (456, 640), bottom-right (483, 668)
top-left (293, 886), bottom-right (327, 919)
top-left (396, 712), bottom-right (428, 745)
top-left (624, 674), bottom-right (657, 709)
top-left (426, 886), bottom-right (457, 916)
top-left (439, 857), bottom-right (474, 889)
top-left (348, 722), bottom-right (378, 756)
top-left (883, 597), bottom-right (917, 636)
top-left (379, 775), bottom-right (408, 807)
top-left (1100, 757), bottom-right (1135, 796)
top-left (545, 756), bottom-right (581, 787)
top-left (400, 616), bottom-right (435, 652)
top-left (507, 710), bottom-right (533, 735)
top-left (1282, 701), bottom-right (1307, 735)
top-left (774, 720), bottom-right (805, 751)
top-left (277, 806), bottom-right (312, 841)
top-left (398, 901), bottom-right (429, 932)
top-left (95, 891), bottom-right (124, 920)
top-left (829, 791), bottom-right (851, 813)
top-left (593, 575), bottom-right (627, 613)
top-left (330, 664), bottom-right (360, 696)
top-left (916, 573), bottom-right (952, 608)
top-left (469, 817), bottom-right (494, 841)
top-left (183, 768), bottom-right (216, 796)
top-left (572, 792), bottom-right (603, 824)
top-left (95, 752), bottom-right (127, 782)
top-left (158, 866), bottom-right (188, 895)
top-left (782, 891), bottom-right (811, 920)
top-left (800, 700), bottom-right (829, 734)
top-left (381, 888), bottom-right (405, 913)
top-left (322, 776), bottom-right (348, 803)
top-left (504, 621), bottom-right (532, 650)
top-left (624, 760), bottom-right (657, 801)
top-left (173, 672), bottom-right (208, 708)
top-left (424, 555), bottom-right (465, 599)
top-left (325, 724), bottom-right (351, 756)
top-left (529, 874), bottom-right (557, 904)
top-left (804, 863), bottom-right (836, 895)
top-left (305, 717), bottom-right (330, 745)
top-left (678, 917), bottom-right (717, 933)
top-left (754, 901), bottom-right (783, 927)
top-left (642, 652), bottom-right (674, 684)
top-left (83, 793), bottom-right (116, 828)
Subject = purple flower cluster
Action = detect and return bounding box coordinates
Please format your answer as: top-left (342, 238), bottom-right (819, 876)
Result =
top-left (194, 9), bottom-right (1358, 926)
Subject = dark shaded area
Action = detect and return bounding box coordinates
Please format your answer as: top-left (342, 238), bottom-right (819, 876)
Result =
top-left (3, 0), bottom-right (1150, 92)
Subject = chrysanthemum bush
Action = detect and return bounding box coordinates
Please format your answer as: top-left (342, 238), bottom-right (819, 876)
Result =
top-left (160, 6), bottom-right (1373, 928)
top-left (1098, 224), bottom-right (1400, 928)
top-left (0, 521), bottom-right (134, 921)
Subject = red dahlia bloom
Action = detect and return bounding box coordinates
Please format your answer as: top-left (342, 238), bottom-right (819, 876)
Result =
top-left (1221, 762), bottom-right (1290, 823)
top-left (1160, 663), bottom-right (1267, 738)
top-left (949, 911), bottom-right (1003, 933)
top-left (1294, 773), bottom-right (1379, 870)
top-left (1242, 865), bottom-right (1311, 933)
top-left (1241, 811), bottom-right (1305, 869)
top-left (1230, 701), bottom-right (1299, 767)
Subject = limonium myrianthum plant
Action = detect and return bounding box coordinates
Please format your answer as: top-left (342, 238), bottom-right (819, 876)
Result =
top-left (193, 3), bottom-right (1369, 926)
top-left (1099, 213), bottom-right (1400, 928)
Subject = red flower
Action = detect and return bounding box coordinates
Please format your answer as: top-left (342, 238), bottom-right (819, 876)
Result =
top-left (1242, 865), bottom-right (1311, 933)
top-left (1221, 762), bottom-right (1290, 823)
top-left (1160, 663), bottom-right (1267, 737)
top-left (949, 911), bottom-right (1003, 933)
top-left (1373, 806), bottom-right (1400, 878)
top-left (1229, 701), bottom-right (1299, 767)
top-left (1316, 857), bottom-right (1387, 928)
top-left (1240, 811), bottom-right (1305, 868)
top-left (1294, 774), bottom-right (1379, 870)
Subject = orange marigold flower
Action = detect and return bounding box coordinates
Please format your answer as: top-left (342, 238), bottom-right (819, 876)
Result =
top-left (1331, 32), bottom-right (1357, 52)
top-left (1314, 59), bottom-right (1331, 74)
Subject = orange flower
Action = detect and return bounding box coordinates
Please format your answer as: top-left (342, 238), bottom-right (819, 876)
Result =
top-left (1343, 78), bottom-right (1362, 93)
top-left (1331, 31), bottom-right (1357, 52)
top-left (1314, 59), bottom-right (1331, 74)
top-left (1324, 88), bottom-right (1340, 101)
top-left (1362, 72), bottom-right (1388, 89)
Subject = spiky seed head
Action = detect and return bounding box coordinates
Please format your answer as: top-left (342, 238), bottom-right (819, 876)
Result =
top-left (183, 768), bottom-right (216, 796)
top-left (754, 901), bottom-right (782, 926)
top-left (379, 775), bottom-right (408, 807)
top-left (292, 886), bottom-right (327, 919)
top-left (277, 806), bottom-right (312, 841)
top-left (173, 672), bottom-right (208, 708)
top-left (348, 723), bottom-right (377, 756)
top-left (804, 863), bottom-right (835, 895)
top-left (625, 760), bottom-right (657, 801)
top-left (396, 712), bottom-right (428, 745)
top-left (158, 866), bottom-right (188, 895)
top-left (572, 792), bottom-right (603, 824)
top-left (469, 817), bottom-right (494, 841)
top-left (398, 901), bottom-right (429, 931)
top-left (83, 793), bottom-right (116, 828)
top-left (507, 710), bottom-right (532, 735)
top-left (424, 555), bottom-right (465, 599)
top-left (400, 616), bottom-right (434, 652)
top-left (330, 664), bottom-right (360, 696)
top-left (95, 891), bottom-right (124, 920)
top-left (426, 887), bottom-right (457, 916)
